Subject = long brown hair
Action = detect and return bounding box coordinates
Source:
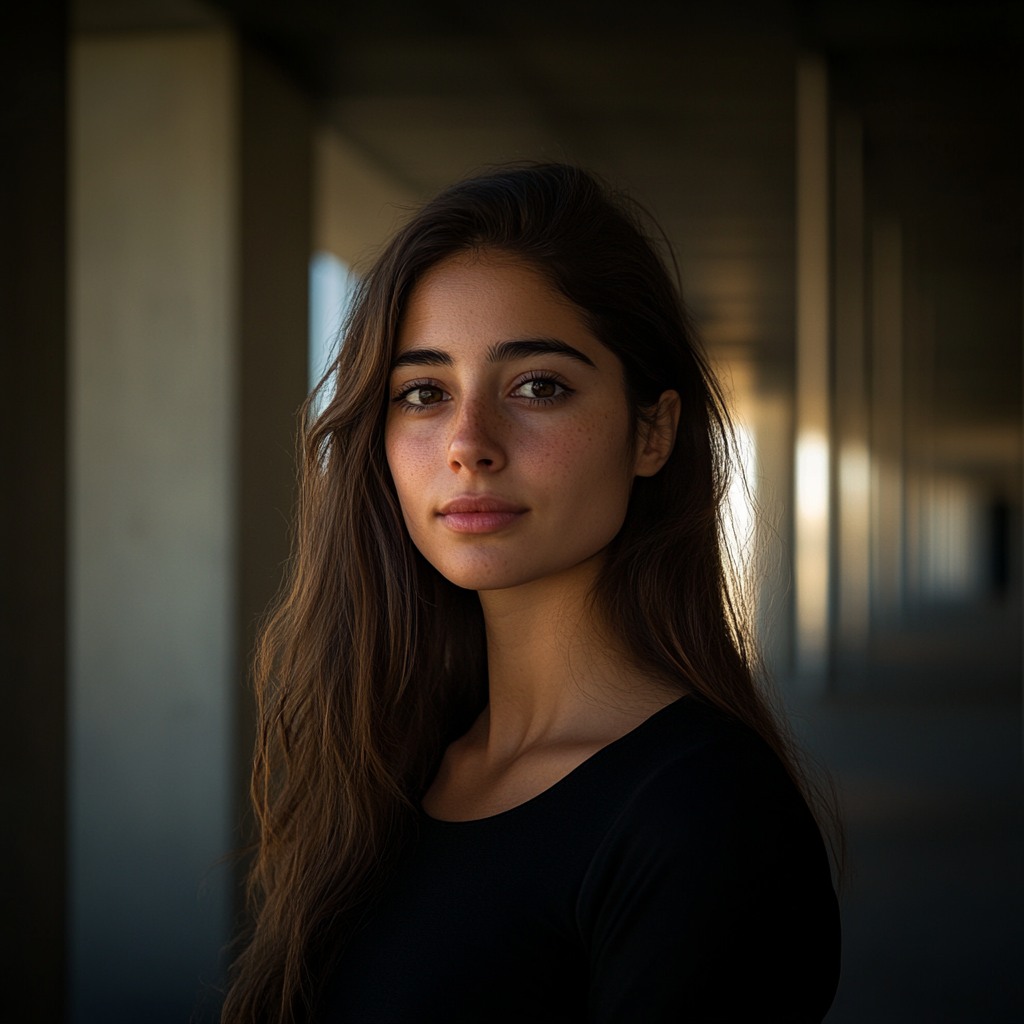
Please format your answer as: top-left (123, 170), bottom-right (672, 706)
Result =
top-left (222, 164), bottom-right (837, 1024)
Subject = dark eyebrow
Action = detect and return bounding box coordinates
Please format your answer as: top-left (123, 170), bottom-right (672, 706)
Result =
top-left (486, 338), bottom-right (596, 367)
top-left (392, 348), bottom-right (454, 368)
top-left (391, 338), bottom-right (596, 371)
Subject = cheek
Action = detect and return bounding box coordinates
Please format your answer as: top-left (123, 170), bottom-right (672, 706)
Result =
top-left (385, 422), bottom-right (439, 499)
top-left (520, 409), bottom-right (634, 509)
top-left (384, 426), bottom-right (433, 550)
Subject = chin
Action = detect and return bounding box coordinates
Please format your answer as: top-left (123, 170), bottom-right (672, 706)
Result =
top-left (434, 561), bottom-right (546, 593)
top-left (423, 544), bottom-right (598, 594)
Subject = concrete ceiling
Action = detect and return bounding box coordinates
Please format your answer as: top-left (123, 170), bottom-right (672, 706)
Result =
top-left (75, 0), bottom-right (1023, 422)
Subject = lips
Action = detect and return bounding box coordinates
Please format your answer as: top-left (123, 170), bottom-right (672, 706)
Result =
top-left (437, 494), bottom-right (529, 534)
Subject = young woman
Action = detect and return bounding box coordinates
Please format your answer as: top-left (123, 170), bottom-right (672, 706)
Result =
top-left (222, 164), bottom-right (841, 1024)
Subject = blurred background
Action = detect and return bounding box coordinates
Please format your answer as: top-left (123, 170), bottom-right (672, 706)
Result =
top-left (2, 1), bottom-right (1022, 1021)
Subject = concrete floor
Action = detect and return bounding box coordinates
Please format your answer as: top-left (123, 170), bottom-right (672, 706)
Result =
top-left (794, 602), bottom-right (1023, 1022)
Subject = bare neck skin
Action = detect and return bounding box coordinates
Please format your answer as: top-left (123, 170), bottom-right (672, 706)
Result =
top-left (422, 555), bottom-right (679, 821)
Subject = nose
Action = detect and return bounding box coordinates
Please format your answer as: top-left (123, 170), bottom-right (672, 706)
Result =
top-left (447, 396), bottom-right (507, 474)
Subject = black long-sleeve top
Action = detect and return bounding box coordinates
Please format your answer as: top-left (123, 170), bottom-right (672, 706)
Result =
top-left (320, 696), bottom-right (841, 1022)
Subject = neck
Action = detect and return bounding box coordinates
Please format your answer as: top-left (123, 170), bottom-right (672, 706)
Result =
top-left (475, 554), bottom-right (673, 758)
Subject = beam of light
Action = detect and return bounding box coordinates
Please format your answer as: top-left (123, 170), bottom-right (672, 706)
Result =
top-left (797, 431), bottom-right (829, 520)
top-left (796, 430), bottom-right (830, 677)
top-left (720, 422), bottom-right (759, 642)
top-left (723, 423), bottom-right (758, 569)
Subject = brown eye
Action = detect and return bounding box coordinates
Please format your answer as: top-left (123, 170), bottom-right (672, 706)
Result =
top-left (403, 386), bottom-right (448, 407)
top-left (512, 378), bottom-right (565, 400)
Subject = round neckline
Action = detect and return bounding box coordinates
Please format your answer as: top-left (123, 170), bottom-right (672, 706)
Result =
top-left (420, 694), bottom-right (690, 827)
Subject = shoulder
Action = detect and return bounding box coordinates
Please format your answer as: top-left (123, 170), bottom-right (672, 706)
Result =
top-left (611, 696), bottom-right (805, 820)
top-left (577, 700), bottom-right (841, 1023)
top-left (583, 697), bottom-right (827, 883)
top-left (638, 699), bottom-right (802, 809)
top-left (577, 696), bottom-right (837, 945)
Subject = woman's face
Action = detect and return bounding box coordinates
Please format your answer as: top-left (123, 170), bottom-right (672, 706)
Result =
top-left (385, 251), bottom-right (675, 592)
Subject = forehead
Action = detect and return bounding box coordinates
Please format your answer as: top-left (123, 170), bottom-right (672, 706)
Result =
top-left (396, 253), bottom-right (596, 355)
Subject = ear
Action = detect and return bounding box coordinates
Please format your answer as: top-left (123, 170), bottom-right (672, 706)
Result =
top-left (634, 390), bottom-right (681, 478)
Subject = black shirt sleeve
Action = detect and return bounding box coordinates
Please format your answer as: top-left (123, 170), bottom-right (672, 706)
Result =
top-left (576, 728), bottom-right (841, 1023)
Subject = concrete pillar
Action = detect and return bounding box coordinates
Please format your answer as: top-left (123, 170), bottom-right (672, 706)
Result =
top-left (314, 125), bottom-right (416, 269)
top-left (833, 113), bottom-right (871, 684)
top-left (70, 28), bottom-right (309, 1023)
top-left (794, 54), bottom-right (831, 688)
top-left (0, 4), bottom-right (68, 1023)
top-left (870, 218), bottom-right (905, 623)
top-left (235, 42), bottom-right (314, 851)
top-left (308, 125), bottom-right (413, 405)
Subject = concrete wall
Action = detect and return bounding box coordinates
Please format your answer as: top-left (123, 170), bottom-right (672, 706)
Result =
top-left (70, 31), bottom-right (237, 1022)
top-left (234, 42), bottom-right (312, 846)
top-left (314, 125), bottom-right (415, 271)
top-left (70, 28), bottom-right (311, 1022)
